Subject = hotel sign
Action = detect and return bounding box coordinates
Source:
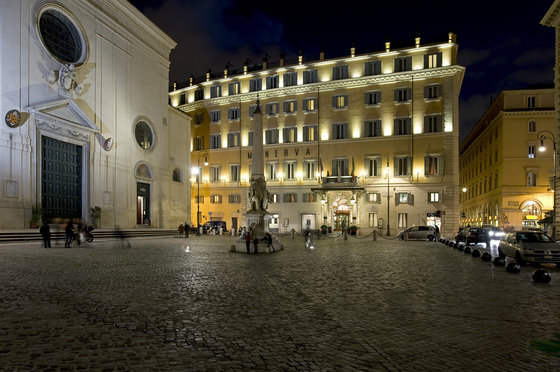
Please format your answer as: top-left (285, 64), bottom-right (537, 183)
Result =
top-left (248, 147), bottom-right (312, 159)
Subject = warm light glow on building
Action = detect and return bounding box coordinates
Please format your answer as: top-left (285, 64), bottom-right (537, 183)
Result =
top-left (321, 130), bottom-right (329, 141)
top-left (444, 120), bottom-right (453, 132)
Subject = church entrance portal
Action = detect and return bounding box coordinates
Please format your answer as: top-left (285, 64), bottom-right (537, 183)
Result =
top-left (137, 182), bottom-right (151, 225)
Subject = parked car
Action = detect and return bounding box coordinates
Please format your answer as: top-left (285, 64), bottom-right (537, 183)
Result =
top-left (482, 225), bottom-right (505, 240)
top-left (455, 227), bottom-right (490, 246)
top-left (498, 231), bottom-right (560, 266)
top-left (397, 225), bottom-right (437, 241)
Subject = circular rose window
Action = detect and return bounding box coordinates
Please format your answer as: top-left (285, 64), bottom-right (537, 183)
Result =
top-left (38, 7), bottom-right (86, 65)
top-left (135, 121), bottom-right (155, 150)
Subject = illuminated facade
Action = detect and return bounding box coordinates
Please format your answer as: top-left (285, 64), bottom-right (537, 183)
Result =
top-left (171, 34), bottom-right (464, 236)
top-left (459, 88), bottom-right (555, 231)
top-left (0, 0), bottom-right (191, 229)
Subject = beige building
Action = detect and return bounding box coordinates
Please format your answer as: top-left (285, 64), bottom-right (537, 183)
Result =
top-left (459, 88), bottom-right (555, 232)
top-left (170, 34), bottom-right (464, 236)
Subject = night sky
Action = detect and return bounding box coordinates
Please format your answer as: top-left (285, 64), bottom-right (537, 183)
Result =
top-left (128, 0), bottom-right (555, 141)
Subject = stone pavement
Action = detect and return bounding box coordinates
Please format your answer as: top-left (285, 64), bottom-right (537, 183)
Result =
top-left (0, 235), bottom-right (559, 371)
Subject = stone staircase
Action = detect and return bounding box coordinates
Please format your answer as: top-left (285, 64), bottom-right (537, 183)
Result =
top-left (0, 228), bottom-right (177, 243)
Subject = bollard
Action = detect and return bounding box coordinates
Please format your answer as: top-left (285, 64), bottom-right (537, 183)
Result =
top-left (532, 268), bottom-right (552, 283)
top-left (344, 230), bottom-right (348, 240)
top-left (506, 261), bottom-right (521, 273)
top-left (404, 231), bottom-right (408, 241)
top-left (373, 230), bottom-right (377, 241)
top-left (481, 252), bottom-right (492, 261)
top-left (471, 249), bottom-right (481, 258)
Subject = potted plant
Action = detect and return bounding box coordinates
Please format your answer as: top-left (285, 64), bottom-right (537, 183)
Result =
top-left (30, 204), bottom-right (43, 228)
top-left (320, 224), bottom-right (328, 234)
top-left (349, 225), bottom-right (358, 235)
top-left (90, 206), bottom-right (101, 228)
top-left (328, 226), bottom-right (332, 233)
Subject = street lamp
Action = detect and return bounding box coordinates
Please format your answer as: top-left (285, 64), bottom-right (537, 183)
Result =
top-left (192, 150), bottom-right (208, 235)
top-left (386, 160), bottom-right (391, 236)
top-left (538, 130), bottom-right (557, 239)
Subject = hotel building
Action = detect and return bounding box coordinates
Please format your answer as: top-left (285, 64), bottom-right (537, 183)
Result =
top-left (459, 88), bottom-right (555, 232)
top-left (170, 34), bottom-right (464, 236)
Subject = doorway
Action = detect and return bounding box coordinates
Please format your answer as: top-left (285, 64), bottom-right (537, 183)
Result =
top-left (334, 211), bottom-right (350, 230)
top-left (137, 182), bottom-right (151, 225)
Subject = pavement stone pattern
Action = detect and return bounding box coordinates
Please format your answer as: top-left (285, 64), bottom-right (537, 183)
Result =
top-left (0, 234), bottom-right (559, 371)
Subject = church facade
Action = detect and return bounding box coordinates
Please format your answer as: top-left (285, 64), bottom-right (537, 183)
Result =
top-left (0, 0), bottom-right (191, 229)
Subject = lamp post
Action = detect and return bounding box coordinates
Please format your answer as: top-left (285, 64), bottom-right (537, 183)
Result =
top-left (538, 130), bottom-right (557, 239)
top-left (386, 160), bottom-right (391, 236)
top-left (192, 150), bottom-right (208, 235)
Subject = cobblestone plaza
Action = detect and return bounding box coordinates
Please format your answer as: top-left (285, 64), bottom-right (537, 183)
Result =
top-left (1, 235), bottom-right (559, 371)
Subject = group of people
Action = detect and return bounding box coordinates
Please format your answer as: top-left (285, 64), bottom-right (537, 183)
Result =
top-left (244, 228), bottom-right (274, 254)
top-left (177, 223), bottom-right (190, 238)
top-left (38, 220), bottom-right (93, 248)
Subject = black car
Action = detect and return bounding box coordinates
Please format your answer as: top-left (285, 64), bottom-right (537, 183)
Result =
top-left (455, 227), bottom-right (490, 246)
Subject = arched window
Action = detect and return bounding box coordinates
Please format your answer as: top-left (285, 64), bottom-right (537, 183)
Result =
top-left (172, 168), bottom-right (182, 182)
top-left (135, 120), bottom-right (155, 150)
top-left (527, 171), bottom-right (536, 187)
top-left (135, 163), bottom-right (153, 180)
top-left (528, 120), bottom-right (536, 133)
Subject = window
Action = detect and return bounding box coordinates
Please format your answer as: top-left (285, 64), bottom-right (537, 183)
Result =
top-left (394, 118), bottom-right (411, 135)
top-left (210, 134), bottom-right (221, 149)
top-left (332, 158), bottom-right (349, 176)
top-left (227, 132), bottom-right (240, 148)
top-left (365, 61), bottom-right (381, 76)
top-left (283, 127), bottom-right (296, 143)
top-left (230, 165), bottom-right (240, 182)
top-left (283, 72), bottom-right (297, 87)
top-left (332, 65), bottom-right (348, 80)
top-left (194, 89), bottom-right (204, 101)
top-left (527, 96), bottom-right (536, 108)
top-left (424, 155), bottom-right (442, 176)
top-left (210, 195), bottom-right (222, 204)
top-left (265, 128), bottom-right (279, 144)
top-left (394, 56), bottom-right (412, 72)
top-left (424, 52), bottom-right (442, 68)
top-left (247, 131), bottom-right (253, 146)
top-left (266, 162), bottom-right (277, 180)
top-left (395, 156), bottom-right (411, 176)
top-left (172, 168), bottom-right (181, 182)
top-left (527, 171), bottom-right (536, 186)
top-left (134, 120), bottom-right (154, 150)
top-left (528, 120), bottom-right (536, 132)
top-left (210, 166), bottom-right (221, 182)
top-left (303, 160), bottom-right (317, 179)
top-left (195, 195), bottom-right (204, 203)
top-left (303, 98), bottom-right (317, 112)
top-left (424, 84), bottom-right (441, 99)
top-left (283, 100), bottom-right (297, 114)
top-left (283, 193), bottom-right (297, 203)
top-left (266, 75), bottom-right (279, 89)
top-left (428, 192), bottom-right (441, 202)
top-left (249, 78), bottom-right (262, 92)
top-left (228, 82), bottom-right (240, 95)
top-left (367, 193), bottom-right (381, 203)
top-left (397, 193), bottom-right (409, 204)
top-left (365, 157), bottom-right (381, 177)
top-left (39, 7), bottom-right (86, 65)
top-left (303, 69), bottom-right (318, 84)
top-left (424, 115), bottom-right (443, 133)
top-left (332, 123), bottom-right (348, 140)
top-left (528, 145), bottom-right (536, 159)
top-left (365, 91), bottom-right (381, 105)
top-left (397, 213), bottom-right (408, 228)
top-left (394, 88), bottom-right (411, 102)
top-left (210, 85), bottom-right (222, 98)
top-left (270, 194), bottom-right (279, 203)
top-left (179, 93), bottom-right (186, 105)
top-left (210, 110), bottom-right (221, 123)
top-left (228, 194), bottom-right (241, 203)
top-left (368, 212), bottom-right (378, 227)
top-left (194, 113), bottom-right (203, 125)
top-left (228, 108), bottom-right (240, 120)
top-left (284, 161), bottom-right (296, 179)
top-left (303, 126), bottom-right (318, 141)
top-left (248, 105), bottom-right (257, 118)
top-left (333, 95), bottom-right (348, 109)
top-left (266, 103), bottom-right (279, 116)
top-left (193, 136), bottom-right (204, 151)
top-left (303, 193), bottom-right (316, 202)
top-left (364, 120), bottom-right (381, 137)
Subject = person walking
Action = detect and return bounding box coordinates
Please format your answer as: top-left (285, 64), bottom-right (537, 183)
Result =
top-left (253, 236), bottom-right (259, 254)
top-left (433, 225), bottom-right (440, 241)
top-left (39, 221), bottom-right (51, 248)
top-left (178, 223), bottom-right (184, 238)
top-left (245, 230), bottom-right (251, 253)
top-left (185, 223), bottom-right (190, 238)
top-left (262, 232), bottom-right (274, 252)
top-left (64, 221), bottom-right (74, 248)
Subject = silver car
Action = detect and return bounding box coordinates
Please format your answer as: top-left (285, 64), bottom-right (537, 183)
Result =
top-left (498, 231), bottom-right (560, 265)
top-left (397, 225), bottom-right (437, 241)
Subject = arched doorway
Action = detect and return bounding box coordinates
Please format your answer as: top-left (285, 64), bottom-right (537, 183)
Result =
top-left (332, 197), bottom-right (351, 230)
top-left (520, 200), bottom-right (542, 229)
top-left (135, 162), bottom-right (153, 226)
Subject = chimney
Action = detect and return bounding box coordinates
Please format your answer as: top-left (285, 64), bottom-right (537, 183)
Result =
top-left (189, 76), bottom-right (194, 86)
top-left (448, 32), bottom-right (456, 43)
top-left (319, 47), bottom-right (325, 61)
top-left (385, 40), bottom-right (390, 52)
top-left (350, 42), bottom-right (355, 58)
top-left (206, 69), bottom-right (211, 81)
top-left (279, 53), bottom-right (285, 67)
top-left (298, 49), bottom-right (303, 65)
top-left (415, 32), bottom-right (421, 48)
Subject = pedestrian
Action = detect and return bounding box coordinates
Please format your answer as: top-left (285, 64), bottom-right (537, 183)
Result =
top-left (262, 232), bottom-right (274, 252)
top-left (253, 236), bottom-right (259, 254)
top-left (245, 230), bottom-right (251, 253)
top-left (178, 223), bottom-right (184, 238)
top-left (433, 225), bottom-right (440, 240)
top-left (39, 221), bottom-right (51, 248)
top-left (64, 221), bottom-right (73, 248)
top-left (185, 223), bottom-right (190, 238)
